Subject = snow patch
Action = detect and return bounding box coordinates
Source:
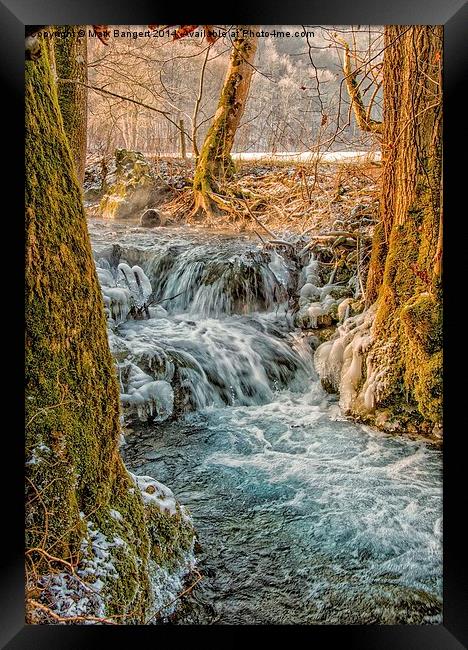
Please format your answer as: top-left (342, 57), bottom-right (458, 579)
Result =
top-left (129, 472), bottom-right (178, 516)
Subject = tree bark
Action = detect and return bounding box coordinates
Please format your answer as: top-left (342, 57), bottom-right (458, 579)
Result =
top-left (192, 27), bottom-right (258, 216)
top-left (320, 26), bottom-right (443, 433)
top-left (363, 26), bottom-right (443, 429)
top-left (54, 27), bottom-right (88, 185)
top-left (25, 38), bottom-right (193, 622)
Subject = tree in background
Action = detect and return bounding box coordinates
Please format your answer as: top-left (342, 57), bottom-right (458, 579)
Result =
top-left (54, 27), bottom-right (88, 185)
top-left (192, 28), bottom-right (258, 217)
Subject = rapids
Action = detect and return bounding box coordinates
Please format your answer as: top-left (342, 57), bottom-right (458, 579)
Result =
top-left (89, 218), bottom-right (442, 625)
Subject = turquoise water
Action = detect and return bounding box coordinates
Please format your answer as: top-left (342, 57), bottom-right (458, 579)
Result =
top-left (90, 220), bottom-right (443, 625)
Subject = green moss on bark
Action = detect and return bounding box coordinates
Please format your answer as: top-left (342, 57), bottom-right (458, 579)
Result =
top-left (54, 27), bottom-right (88, 185)
top-left (26, 39), bottom-right (195, 622)
top-left (338, 27), bottom-right (443, 435)
top-left (193, 28), bottom-right (257, 215)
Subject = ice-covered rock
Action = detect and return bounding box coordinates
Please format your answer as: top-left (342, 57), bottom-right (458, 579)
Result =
top-left (129, 473), bottom-right (177, 516)
top-left (301, 257), bottom-right (321, 286)
top-left (102, 286), bottom-right (132, 323)
top-left (300, 282), bottom-right (321, 302)
top-left (122, 376), bottom-right (174, 422)
top-left (314, 305), bottom-right (377, 413)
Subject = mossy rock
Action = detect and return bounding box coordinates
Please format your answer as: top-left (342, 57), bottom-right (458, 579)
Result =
top-left (100, 149), bottom-right (157, 219)
top-left (140, 208), bottom-right (163, 228)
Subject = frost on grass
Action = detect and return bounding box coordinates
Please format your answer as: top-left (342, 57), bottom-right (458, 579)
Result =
top-left (26, 442), bottom-right (51, 467)
top-left (33, 501), bottom-right (195, 624)
top-left (146, 551), bottom-right (197, 622)
top-left (109, 508), bottom-right (123, 522)
top-left (35, 519), bottom-right (123, 623)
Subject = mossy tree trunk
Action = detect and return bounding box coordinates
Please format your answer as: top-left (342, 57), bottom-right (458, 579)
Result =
top-left (362, 26), bottom-right (443, 429)
top-left (54, 27), bottom-right (88, 185)
top-left (192, 27), bottom-right (258, 216)
top-left (25, 39), bottom-right (154, 621)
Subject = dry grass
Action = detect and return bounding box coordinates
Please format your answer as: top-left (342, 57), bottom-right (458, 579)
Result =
top-left (159, 159), bottom-right (381, 238)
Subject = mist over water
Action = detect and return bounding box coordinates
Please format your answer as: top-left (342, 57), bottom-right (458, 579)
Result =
top-left (89, 219), bottom-right (442, 624)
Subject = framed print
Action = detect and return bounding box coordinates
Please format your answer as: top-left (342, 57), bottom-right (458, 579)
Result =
top-left (2, 0), bottom-right (467, 646)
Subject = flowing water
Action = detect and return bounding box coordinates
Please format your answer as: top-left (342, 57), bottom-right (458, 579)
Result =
top-left (89, 218), bottom-right (442, 625)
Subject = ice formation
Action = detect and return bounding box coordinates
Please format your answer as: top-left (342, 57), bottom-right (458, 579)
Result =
top-left (295, 254), bottom-right (360, 330)
top-left (122, 379), bottom-right (174, 422)
top-left (129, 472), bottom-right (177, 516)
top-left (314, 305), bottom-right (377, 413)
top-left (299, 282), bottom-right (321, 302)
top-left (95, 259), bottom-right (154, 323)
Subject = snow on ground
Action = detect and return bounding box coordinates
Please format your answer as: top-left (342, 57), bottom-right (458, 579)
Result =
top-left (144, 151), bottom-right (381, 163)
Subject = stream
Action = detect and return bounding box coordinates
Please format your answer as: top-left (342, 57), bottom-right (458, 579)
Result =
top-left (89, 218), bottom-right (442, 625)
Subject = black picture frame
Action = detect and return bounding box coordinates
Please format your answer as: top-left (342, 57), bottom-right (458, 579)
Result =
top-left (4, 0), bottom-right (467, 646)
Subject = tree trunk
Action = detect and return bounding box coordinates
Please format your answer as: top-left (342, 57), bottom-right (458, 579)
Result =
top-left (192, 27), bottom-right (258, 216)
top-left (54, 27), bottom-right (88, 185)
top-left (26, 39), bottom-right (193, 622)
top-left (317, 26), bottom-right (443, 434)
top-left (365, 26), bottom-right (443, 429)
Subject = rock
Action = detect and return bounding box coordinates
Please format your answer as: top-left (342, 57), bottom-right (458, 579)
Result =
top-left (432, 423), bottom-right (443, 439)
top-left (99, 149), bottom-right (157, 219)
top-left (140, 209), bottom-right (162, 228)
top-left (320, 377), bottom-right (336, 394)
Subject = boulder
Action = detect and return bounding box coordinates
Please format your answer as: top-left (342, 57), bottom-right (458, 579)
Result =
top-left (140, 208), bottom-right (162, 228)
top-left (99, 149), bottom-right (157, 219)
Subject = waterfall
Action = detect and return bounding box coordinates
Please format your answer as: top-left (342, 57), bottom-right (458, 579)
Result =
top-left (92, 221), bottom-right (313, 422)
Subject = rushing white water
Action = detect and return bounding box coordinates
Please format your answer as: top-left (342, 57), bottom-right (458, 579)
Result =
top-left (89, 218), bottom-right (442, 625)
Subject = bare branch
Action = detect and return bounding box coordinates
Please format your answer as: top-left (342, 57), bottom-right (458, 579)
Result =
top-left (334, 36), bottom-right (383, 135)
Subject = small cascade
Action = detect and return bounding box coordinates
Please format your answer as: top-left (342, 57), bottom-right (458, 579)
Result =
top-left (112, 316), bottom-right (315, 420)
top-left (92, 222), bottom-right (315, 422)
top-left (145, 245), bottom-right (288, 317)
